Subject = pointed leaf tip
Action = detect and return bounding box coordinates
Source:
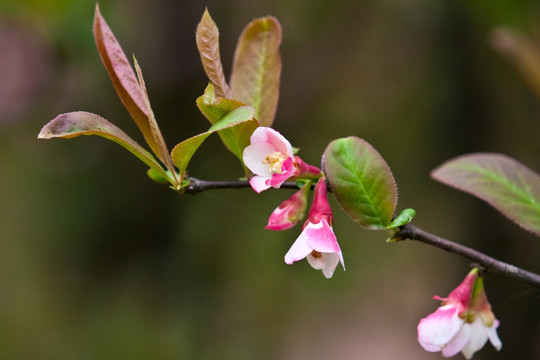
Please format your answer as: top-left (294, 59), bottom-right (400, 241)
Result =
top-left (38, 111), bottom-right (170, 182)
top-left (324, 137), bottom-right (398, 229)
top-left (93, 5), bottom-right (166, 162)
top-left (196, 8), bottom-right (231, 99)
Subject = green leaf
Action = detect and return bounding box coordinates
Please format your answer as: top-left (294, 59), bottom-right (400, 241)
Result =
top-left (197, 84), bottom-right (259, 162)
top-left (196, 8), bottom-right (231, 99)
top-left (324, 137), bottom-right (398, 229)
top-left (172, 96), bottom-right (258, 181)
top-left (230, 16), bottom-right (281, 127)
top-left (431, 153), bottom-right (540, 237)
top-left (171, 132), bottom-right (212, 182)
top-left (93, 4), bottom-right (163, 162)
top-left (38, 111), bottom-right (172, 183)
top-left (387, 208), bottom-right (416, 229)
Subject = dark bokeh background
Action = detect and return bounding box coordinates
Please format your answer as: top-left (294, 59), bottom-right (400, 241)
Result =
top-left (0, 0), bottom-right (539, 359)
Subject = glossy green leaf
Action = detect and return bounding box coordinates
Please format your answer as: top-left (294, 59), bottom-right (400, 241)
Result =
top-left (38, 111), bottom-right (172, 183)
top-left (93, 4), bottom-right (163, 161)
top-left (230, 16), bottom-right (281, 127)
top-left (387, 208), bottom-right (416, 229)
top-left (196, 8), bottom-right (231, 98)
top-left (431, 153), bottom-right (540, 236)
top-left (324, 137), bottom-right (398, 229)
top-left (197, 84), bottom-right (259, 162)
top-left (172, 95), bottom-right (257, 181)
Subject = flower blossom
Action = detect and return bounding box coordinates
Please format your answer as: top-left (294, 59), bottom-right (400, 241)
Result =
top-left (243, 127), bottom-right (321, 193)
top-left (266, 183), bottom-right (310, 231)
top-left (284, 177), bottom-right (344, 278)
top-left (417, 268), bottom-right (502, 359)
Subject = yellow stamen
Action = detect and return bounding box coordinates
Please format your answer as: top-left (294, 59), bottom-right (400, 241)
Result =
top-left (262, 152), bottom-right (285, 174)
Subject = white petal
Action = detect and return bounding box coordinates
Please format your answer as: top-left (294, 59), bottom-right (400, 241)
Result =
top-left (284, 231), bottom-right (312, 264)
top-left (243, 142), bottom-right (277, 176)
top-left (460, 318), bottom-right (488, 359)
top-left (306, 252), bottom-right (326, 270)
top-left (249, 176), bottom-right (271, 193)
top-left (487, 320), bottom-right (502, 351)
top-left (442, 323), bottom-right (471, 358)
top-left (306, 252), bottom-right (340, 278)
top-left (418, 305), bottom-right (463, 351)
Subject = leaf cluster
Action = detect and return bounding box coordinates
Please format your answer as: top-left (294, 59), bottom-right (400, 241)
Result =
top-left (38, 5), bottom-right (282, 191)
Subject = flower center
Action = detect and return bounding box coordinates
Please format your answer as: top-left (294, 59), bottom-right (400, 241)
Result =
top-left (311, 250), bottom-right (322, 258)
top-left (262, 152), bottom-right (286, 174)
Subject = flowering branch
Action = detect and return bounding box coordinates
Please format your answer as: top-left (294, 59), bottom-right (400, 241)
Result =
top-left (395, 223), bottom-right (540, 289)
top-left (182, 177), bottom-right (540, 289)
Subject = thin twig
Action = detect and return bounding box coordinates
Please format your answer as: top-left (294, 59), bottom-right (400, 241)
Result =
top-left (184, 177), bottom-right (303, 194)
top-left (183, 177), bottom-right (540, 288)
top-left (396, 223), bottom-right (540, 289)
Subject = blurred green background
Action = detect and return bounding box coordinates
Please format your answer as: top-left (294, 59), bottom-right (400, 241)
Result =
top-left (0, 0), bottom-right (539, 359)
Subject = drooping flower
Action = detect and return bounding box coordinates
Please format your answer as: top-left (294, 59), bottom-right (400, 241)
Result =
top-left (417, 268), bottom-right (502, 359)
top-left (266, 182), bottom-right (310, 231)
top-left (284, 177), bottom-right (344, 278)
top-left (243, 127), bottom-right (322, 193)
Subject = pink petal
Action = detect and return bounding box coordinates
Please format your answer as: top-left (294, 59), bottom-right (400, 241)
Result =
top-left (266, 207), bottom-right (295, 231)
top-left (249, 175), bottom-right (271, 193)
top-left (303, 220), bottom-right (341, 253)
top-left (264, 127), bottom-right (293, 156)
top-left (248, 127), bottom-right (293, 158)
top-left (447, 269), bottom-right (477, 306)
top-left (267, 157), bottom-right (295, 188)
top-left (418, 305), bottom-right (463, 351)
top-left (284, 232), bottom-right (312, 264)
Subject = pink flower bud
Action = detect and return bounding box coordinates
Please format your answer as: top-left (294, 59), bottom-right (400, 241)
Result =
top-left (266, 183), bottom-right (310, 231)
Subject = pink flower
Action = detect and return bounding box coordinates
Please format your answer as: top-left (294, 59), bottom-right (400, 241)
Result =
top-left (243, 127), bottom-right (295, 193)
top-left (243, 127), bottom-right (322, 193)
top-left (266, 183), bottom-right (310, 231)
top-left (417, 268), bottom-right (502, 359)
top-left (284, 178), bottom-right (344, 278)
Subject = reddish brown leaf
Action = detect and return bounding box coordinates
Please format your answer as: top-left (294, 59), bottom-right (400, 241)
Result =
top-left (196, 9), bottom-right (231, 98)
top-left (93, 4), bottom-right (162, 160)
top-left (230, 16), bottom-right (282, 127)
top-left (133, 57), bottom-right (177, 182)
top-left (38, 111), bottom-right (171, 182)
